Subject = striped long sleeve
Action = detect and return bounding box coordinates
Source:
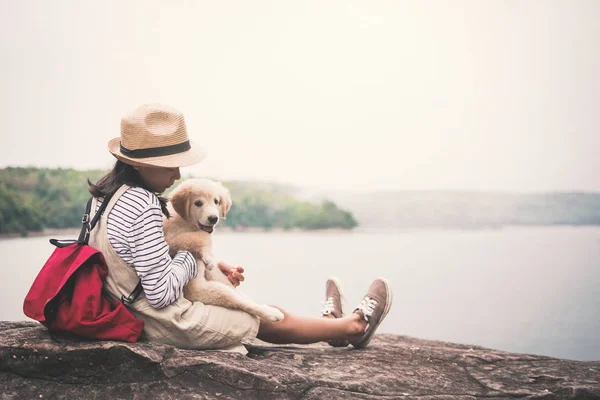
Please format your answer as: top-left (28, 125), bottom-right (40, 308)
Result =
top-left (100, 187), bottom-right (198, 309)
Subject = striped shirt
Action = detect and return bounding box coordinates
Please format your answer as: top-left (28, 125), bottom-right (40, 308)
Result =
top-left (95, 187), bottom-right (197, 309)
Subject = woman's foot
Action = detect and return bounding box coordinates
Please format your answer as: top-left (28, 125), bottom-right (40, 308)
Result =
top-left (349, 277), bottom-right (393, 349)
top-left (321, 277), bottom-right (349, 347)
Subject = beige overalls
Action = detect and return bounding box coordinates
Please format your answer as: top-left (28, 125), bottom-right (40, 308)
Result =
top-left (89, 185), bottom-right (259, 354)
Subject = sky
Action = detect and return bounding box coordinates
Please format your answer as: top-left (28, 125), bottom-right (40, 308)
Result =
top-left (1, 1), bottom-right (599, 192)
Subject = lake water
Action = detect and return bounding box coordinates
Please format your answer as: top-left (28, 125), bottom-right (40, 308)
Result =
top-left (2, 226), bottom-right (599, 361)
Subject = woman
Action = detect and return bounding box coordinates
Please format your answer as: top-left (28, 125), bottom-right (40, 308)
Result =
top-left (88, 103), bottom-right (392, 354)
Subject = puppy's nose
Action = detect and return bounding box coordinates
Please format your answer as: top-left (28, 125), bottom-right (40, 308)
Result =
top-left (208, 215), bottom-right (219, 224)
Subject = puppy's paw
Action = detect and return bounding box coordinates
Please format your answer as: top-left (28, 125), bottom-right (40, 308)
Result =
top-left (260, 305), bottom-right (285, 322)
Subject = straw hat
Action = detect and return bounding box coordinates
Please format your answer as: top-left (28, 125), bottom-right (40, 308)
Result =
top-left (108, 104), bottom-right (205, 168)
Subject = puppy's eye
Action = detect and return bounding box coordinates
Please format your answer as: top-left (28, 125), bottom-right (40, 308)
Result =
top-left (214, 198), bottom-right (220, 205)
top-left (194, 200), bottom-right (203, 207)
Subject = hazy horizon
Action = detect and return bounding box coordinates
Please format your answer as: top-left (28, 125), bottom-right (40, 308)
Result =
top-left (2, 1), bottom-right (599, 192)
top-left (3, 164), bottom-right (600, 195)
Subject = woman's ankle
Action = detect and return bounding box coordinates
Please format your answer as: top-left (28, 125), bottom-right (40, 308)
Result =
top-left (345, 313), bottom-right (367, 337)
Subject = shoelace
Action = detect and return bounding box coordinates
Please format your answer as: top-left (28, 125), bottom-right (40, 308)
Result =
top-left (356, 297), bottom-right (378, 322)
top-left (321, 297), bottom-right (335, 316)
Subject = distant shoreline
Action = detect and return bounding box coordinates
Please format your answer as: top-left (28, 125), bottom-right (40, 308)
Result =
top-left (0, 226), bottom-right (356, 240)
top-left (2, 223), bottom-right (600, 240)
top-left (0, 228), bottom-right (80, 240)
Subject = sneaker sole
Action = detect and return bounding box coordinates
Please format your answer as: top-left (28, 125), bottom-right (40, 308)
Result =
top-left (353, 277), bottom-right (393, 349)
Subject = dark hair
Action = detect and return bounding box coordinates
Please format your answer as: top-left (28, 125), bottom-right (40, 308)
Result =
top-left (88, 160), bottom-right (170, 218)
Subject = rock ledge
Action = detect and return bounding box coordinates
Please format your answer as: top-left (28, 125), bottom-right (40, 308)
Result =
top-left (1, 321), bottom-right (599, 399)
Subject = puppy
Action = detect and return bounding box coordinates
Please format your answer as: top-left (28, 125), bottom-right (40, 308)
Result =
top-left (163, 178), bottom-right (284, 322)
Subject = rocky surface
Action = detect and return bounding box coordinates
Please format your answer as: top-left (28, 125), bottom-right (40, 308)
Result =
top-left (1, 321), bottom-right (599, 399)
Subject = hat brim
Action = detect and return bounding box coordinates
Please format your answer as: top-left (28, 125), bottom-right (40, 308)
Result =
top-left (108, 137), bottom-right (206, 168)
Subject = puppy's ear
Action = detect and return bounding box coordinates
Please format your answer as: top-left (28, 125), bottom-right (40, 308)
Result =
top-left (216, 182), bottom-right (232, 219)
top-left (170, 187), bottom-right (191, 219)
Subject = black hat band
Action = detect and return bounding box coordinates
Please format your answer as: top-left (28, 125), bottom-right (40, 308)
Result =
top-left (120, 140), bottom-right (191, 159)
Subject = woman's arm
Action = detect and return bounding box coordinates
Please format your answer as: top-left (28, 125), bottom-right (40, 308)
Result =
top-left (129, 203), bottom-right (198, 308)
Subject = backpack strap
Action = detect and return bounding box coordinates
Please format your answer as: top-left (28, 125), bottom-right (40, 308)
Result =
top-left (121, 281), bottom-right (143, 305)
top-left (50, 190), bottom-right (144, 305)
top-left (78, 192), bottom-right (115, 244)
top-left (75, 197), bottom-right (93, 244)
top-left (49, 193), bottom-right (115, 248)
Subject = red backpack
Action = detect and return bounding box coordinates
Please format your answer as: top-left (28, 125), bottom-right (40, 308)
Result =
top-left (23, 194), bottom-right (144, 342)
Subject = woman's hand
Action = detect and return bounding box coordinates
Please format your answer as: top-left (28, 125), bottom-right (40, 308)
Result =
top-left (217, 262), bottom-right (245, 287)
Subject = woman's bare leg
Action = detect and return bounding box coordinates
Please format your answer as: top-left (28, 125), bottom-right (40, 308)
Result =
top-left (257, 306), bottom-right (366, 344)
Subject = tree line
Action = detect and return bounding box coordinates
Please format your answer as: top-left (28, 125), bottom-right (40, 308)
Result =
top-left (0, 167), bottom-right (357, 235)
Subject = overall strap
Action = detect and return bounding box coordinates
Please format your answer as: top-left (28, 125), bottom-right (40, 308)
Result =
top-left (88, 185), bottom-right (143, 305)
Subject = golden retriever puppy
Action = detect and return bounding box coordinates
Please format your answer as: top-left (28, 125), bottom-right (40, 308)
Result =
top-left (163, 178), bottom-right (284, 322)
